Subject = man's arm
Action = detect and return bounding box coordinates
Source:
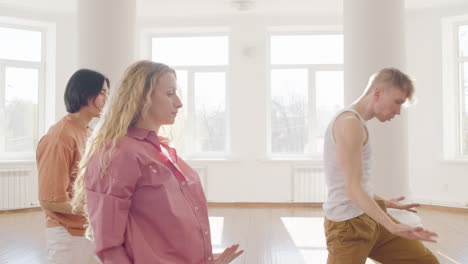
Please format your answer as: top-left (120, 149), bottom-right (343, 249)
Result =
top-left (37, 136), bottom-right (85, 216)
top-left (334, 114), bottom-right (396, 230)
top-left (335, 114), bottom-right (437, 242)
top-left (39, 200), bottom-right (84, 215)
top-left (374, 194), bottom-right (384, 200)
top-left (374, 195), bottom-right (420, 213)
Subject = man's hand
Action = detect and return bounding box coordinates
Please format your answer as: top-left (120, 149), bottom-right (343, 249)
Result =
top-left (213, 244), bottom-right (244, 264)
top-left (388, 223), bottom-right (438, 242)
top-left (386, 196), bottom-right (420, 213)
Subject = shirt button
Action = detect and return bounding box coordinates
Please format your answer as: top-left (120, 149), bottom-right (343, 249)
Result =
top-left (194, 206), bottom-right (199, 211)
top-left (204, 230), bottom-right (209, 236)
top-left (208, 256), bottom-right (212, 261)
top-left (181, 181), bottom-right (186, 186)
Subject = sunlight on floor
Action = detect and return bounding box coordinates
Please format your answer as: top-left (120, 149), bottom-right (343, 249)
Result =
top-left (280, 216), bottom-right (377, 264)
top-left (280, 217), bottom-right (326, 248)
top-left (209, 216), bottom-right (225, 254)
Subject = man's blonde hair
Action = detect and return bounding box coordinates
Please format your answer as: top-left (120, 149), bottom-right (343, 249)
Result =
top-left (365, 68), bottom-right (415, 102)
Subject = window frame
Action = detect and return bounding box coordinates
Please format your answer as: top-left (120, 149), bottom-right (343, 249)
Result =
top-left (266, 28), bottom-right (343, 159)
top-left (442, 15), bottom-right (468, 161)
top-left (149, 32), bottom-right (231, 158)
top-left (0, 18), bottom-right (55, 162)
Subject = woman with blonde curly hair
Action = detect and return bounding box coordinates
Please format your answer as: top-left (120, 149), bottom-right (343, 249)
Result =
top-left (72, 60), bottom-right (243, 264)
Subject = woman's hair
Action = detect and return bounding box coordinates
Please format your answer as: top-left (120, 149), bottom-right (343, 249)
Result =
top-left (64, 69), bottom-right (110, 113)
top-left (71, 60), bottom-right (175, 238)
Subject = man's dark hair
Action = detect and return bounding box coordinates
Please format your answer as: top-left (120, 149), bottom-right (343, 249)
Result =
top-left (64, 69), bottom-right (110, 113)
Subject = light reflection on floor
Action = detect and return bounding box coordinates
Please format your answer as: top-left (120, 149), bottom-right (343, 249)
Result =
top-left (209, 216), bottom-right (225, 254)
top-left (208, 215), bottom-right (377, 264)
top-left (279, 217), bottom-right (377, 264)
top-left (4, 206), bottom-right (462, 264)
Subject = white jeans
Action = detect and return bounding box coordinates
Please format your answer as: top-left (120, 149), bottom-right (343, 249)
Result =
top-left (46, 226), bottom-right (99, 264)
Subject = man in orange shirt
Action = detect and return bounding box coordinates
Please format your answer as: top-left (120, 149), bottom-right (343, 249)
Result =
top-left (36, 69), bottom-right (109, 264)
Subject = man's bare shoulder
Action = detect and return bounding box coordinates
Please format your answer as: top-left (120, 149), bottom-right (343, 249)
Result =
top-left (335, 112), bottom-right (363, 130)
top-left (333, 112), bottom-right (365, 144)
top-left (336, 111), bottom-right (361, 122)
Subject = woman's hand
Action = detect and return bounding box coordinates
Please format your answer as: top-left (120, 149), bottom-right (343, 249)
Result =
top-left (213, 244), bottom-right (244, 264)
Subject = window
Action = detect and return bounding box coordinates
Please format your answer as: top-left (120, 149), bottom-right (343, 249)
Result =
top-left (0, 25), bottom-right (45, 160)
top-left (268, 33), bottom-right (344, 157)
top-left (151, 35), bottom-right (229, 157)
top-left (459, 24), bottom-right (468, 156)
top-left (442, 16), bottom-right (468, 159)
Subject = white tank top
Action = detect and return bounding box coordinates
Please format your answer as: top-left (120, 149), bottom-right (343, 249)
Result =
top-left (322, 108), bottom-right (374, 222)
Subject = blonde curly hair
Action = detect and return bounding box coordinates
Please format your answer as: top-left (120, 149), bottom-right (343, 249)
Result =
top-left (71, 60), bottom-right (175, 238)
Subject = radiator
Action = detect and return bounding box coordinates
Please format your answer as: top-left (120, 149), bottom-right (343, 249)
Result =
top-left (292, 166), bottom-right (327, 202)
top-left (0, 167), bottom-right (39, 210)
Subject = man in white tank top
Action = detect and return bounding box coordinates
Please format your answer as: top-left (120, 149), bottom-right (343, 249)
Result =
top-left (323, 68), bottom-right (439, 264)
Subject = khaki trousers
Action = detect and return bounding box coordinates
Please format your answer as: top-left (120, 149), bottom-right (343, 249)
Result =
top-left (324, 201), bottom-right (439, 264)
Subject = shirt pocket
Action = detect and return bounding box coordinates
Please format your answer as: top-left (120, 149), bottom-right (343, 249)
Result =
top-left (139, 162), bottom-right (177, 189)
top-left (132, 162), bottom-right (183, 208)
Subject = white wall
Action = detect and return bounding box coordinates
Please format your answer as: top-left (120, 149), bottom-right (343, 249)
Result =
top-left (140, 9), bottom-right (468, 205)
top-left (2, 2), bottom-right (468, 206)
top-left (139, 15), bottom-right (341, 202)
top-left (406, 5), bottom-right (468, 207)
top-left (0, 5), bottom-right (77, 209)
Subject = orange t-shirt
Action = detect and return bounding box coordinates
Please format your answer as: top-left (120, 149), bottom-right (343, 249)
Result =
top-left (36, 115), bottom-right (89, 236)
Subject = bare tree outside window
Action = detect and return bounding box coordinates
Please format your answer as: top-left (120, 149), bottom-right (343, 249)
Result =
top-left (271, 69), bottom-right (308, 154)
top-left (152, 36), bottom-right (228, 157)
top-left (269, 34), bottom-right (343, 156)
top-left (194, 72), bottom-right (226, 153)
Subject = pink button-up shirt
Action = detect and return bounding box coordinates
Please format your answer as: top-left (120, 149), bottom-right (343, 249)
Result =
top-left (85, 127), bottom-right (214, 264)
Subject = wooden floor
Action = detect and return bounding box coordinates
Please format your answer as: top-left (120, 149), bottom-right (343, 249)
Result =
top-left (0, 205), bottom-right (467, 264)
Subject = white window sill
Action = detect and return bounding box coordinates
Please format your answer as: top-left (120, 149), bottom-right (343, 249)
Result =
top-left (184, 158), bottom-right (241, 164)
top-left (0, 159), bottom-right (35, 164)
top-left (257, 157), bottom-right (324, 165)
top-left (0, 160), bottom-right (36, 169)
top-left (440, 158), bottom-right (468, 164)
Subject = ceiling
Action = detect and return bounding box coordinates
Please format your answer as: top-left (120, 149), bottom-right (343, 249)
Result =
top-left (0, 0), bottom-right (467, 17)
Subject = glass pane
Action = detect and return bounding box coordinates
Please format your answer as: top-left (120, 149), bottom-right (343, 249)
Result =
top-left (459, 25), bottom-right (468, 57)
top-left (4, 67), bottom-right (39, 152)
top-left (175, 70), bottom-right (188, 108)
top-left (271, 35), bottom-right (343, 65)
top-left (462, 62), bottom-right (468, 155)
top-left (161, 70), bottom-right (188, 151)
top-left (316, 71), bottom-right (344, 152)
top-left (152, 36), bottom-right (228, 66)
top-left (271, 69), bottom-right (308, 154)
top-left (194, 72), bottom-right (226, 152)
top-left (0, 27), bottom-right (42, 62)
